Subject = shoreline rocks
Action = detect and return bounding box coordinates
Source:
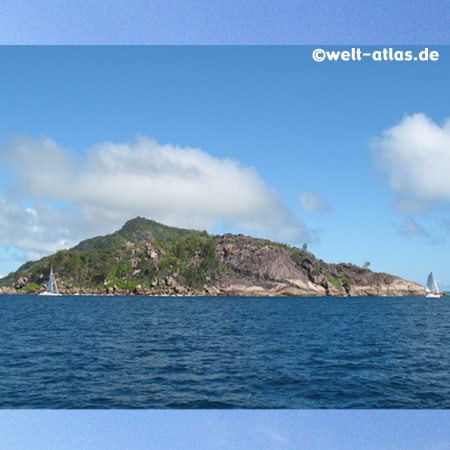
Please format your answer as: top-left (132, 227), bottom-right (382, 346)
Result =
top-left (0, 284), bottom-right (426, 297)
top-left (0, 218), bottom-right (427, 298)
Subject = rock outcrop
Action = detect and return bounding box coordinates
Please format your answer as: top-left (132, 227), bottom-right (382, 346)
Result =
top-left (212, 234), bottom-right (424, 297)
top-left (0, 217), bottom-right (426, 297)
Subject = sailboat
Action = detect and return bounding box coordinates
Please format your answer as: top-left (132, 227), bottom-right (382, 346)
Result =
top-left (425, 272), bottom-right (441, 298)
top-left (40, 267), bottom-right (61, 296)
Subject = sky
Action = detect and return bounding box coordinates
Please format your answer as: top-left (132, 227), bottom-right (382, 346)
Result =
top-left (0, 0), bottom-right (450, 45)
top-left (0, 410), bottom-right (450, 450)
top-left (0, 45), bottom-right (449, 288)
top-left (1, 3), bottom-right (450, 448)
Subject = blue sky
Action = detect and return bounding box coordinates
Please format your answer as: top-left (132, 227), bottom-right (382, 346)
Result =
top-left (0, 45), bottom-right (449, 288)
top-left (1, 410), bottom-right (450, 449)
top-left (0, 0), bottom-right (449, 45)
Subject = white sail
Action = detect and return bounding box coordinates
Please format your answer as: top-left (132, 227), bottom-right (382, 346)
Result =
top-left (46, 268), bottom-right (54, 293)
top-left (426, 272), bottom-right (441, 298)
top-left (40, 267), bottom-right (61, 296)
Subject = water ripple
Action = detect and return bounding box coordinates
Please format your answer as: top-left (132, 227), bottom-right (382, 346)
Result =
top-left (1, 294), bottom-right (450, 408)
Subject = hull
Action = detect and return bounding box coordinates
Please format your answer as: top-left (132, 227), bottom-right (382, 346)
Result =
top-left (39, 291), bottom-right (62, 296)
top-left (426, 293), bottom-right (441, 298)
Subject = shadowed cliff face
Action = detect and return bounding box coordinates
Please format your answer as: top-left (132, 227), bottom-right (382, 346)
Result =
top-left (211, 234), bottom-right (425, 297)
top-left (1, 218), bottom-right (425, 297)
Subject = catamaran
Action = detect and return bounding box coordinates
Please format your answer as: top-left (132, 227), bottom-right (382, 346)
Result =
top-left (425, 272), bottom-right (441, 298)
top-left (40, 267), bottom-right (61, 296)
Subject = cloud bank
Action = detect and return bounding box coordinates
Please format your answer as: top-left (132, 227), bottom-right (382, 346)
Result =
top-left (396, 218), bottom-right (428, 239)
top-left (372, 113), bottom-right (450, 214)
top-left (299, 190), bottom-right (331, 214)
top-left (0, 134), bottom-right (311, 258)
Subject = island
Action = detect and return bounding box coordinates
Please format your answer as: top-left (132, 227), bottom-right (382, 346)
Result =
top-left (0, 217), bottom-right (425, 297)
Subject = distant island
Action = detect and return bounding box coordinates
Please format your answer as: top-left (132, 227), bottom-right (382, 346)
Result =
top-left (0, 217), bottom-right (425, 296)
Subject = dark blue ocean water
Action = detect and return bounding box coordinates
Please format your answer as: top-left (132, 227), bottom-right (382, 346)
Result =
top-left (1, 294), bottom-right (450, 409)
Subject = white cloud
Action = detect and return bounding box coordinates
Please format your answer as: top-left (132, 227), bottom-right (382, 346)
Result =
top-left (299, 190), bottom-right (331, 214)
top-left (0, 195), bottom-right (82, 254)
top-left (255, 426), bottom-right (292, 448)
top-left (372, 113), bottom-right (450, 214)
top-left (0, 134), bottom-right (312, 257)
top-left (397, 218), bottom-right (428, 239)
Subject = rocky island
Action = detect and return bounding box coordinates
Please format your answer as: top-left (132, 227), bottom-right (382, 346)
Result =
top-left (0, 217), bottom-right (425, 297)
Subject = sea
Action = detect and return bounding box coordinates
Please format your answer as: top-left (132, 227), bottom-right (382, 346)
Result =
top-left (1, 294), bottom-right (449, 409)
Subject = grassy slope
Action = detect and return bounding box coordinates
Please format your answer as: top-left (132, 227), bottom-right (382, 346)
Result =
top-left (0, 218), bottom-right (217, 291)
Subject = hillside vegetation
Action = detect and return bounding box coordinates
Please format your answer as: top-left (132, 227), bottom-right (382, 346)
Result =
top-left (0, 217), bottom-right (425, 296)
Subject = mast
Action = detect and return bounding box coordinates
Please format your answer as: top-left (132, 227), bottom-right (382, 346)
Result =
top-left (53, 270), bottom-right (59, 295)
top-left (46, 267), bottom-right (59, 294)
top-left (46, 268), bottom-right (54, 293)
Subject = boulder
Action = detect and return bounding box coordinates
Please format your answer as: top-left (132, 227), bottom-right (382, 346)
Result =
top-left (14, 277), bottom-right (28, 289)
